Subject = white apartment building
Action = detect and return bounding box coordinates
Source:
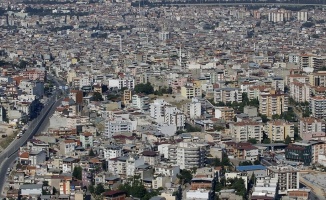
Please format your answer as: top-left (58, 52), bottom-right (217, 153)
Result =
top-left (299, 117), bottom-right (325, 137)
top-left (164, 106), bottom-right (185, 130)
top-left (214, 88), bottom-right (242, 104)
top-left (168, 142), bottom-right (209, 170)
top-left (297, 11), bottom-right (308, 21)
top-left (229, 120), bottom-right (264, 142)
top-left (267, 165), bottom-right (299, 195)
top-left (268, 11), bottom-right (291, 22)
top-left (289, 81), bottom-right (310, 103)
top-left (150, 99), bottom-right (185, 130)
top-left (150, 99), bottom-right (169, 123)
top-left (79, 76), bottom-right (92, 88)
top-left (105, 116), bottom-right (136, 138)
top-left (131, 94), bottom-right (150, 112)
top-left (288, 54), bottom-right (300, 63)
top-left (310, 96), bottom-right (326, 118)
top-left (103, 145), bottom-right (122, 160)
top-left (154, 165), bottom-right (180, 182)
top-left (183, 98), bottom-right (202, 119)
top-left (126, 156), bottom-right (145, 177)
top-left (108, 78), bottom-right (135, 90)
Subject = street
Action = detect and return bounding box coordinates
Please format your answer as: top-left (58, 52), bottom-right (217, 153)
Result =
top-left (0, 76), bottom-right (66, 197)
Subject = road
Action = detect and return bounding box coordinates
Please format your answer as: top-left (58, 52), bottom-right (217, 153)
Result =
top-left (0, 75), bottom-right (66, 197)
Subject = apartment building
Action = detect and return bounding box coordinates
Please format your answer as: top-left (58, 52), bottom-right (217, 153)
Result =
top-left (215, 106), bottom-right (234, 121)
top-left (214, 88), bottom-right (242, 104)
top-left (267, 120), bottom-right (294, 142)
top-left (247, 85), bottom-right (271, 100)
top-left (19, 80), bottom-right (44, 98)
top-left (299, 54), bottom-right (315, 68)
top-left (164, 106), bottom-right (185, 130)
top-left (168, 142), bottom-right (209, 170)
top-left (229, 120), bottom-right (264, 142)
top-left (150, 99), bottom-right (168, 123)
top-left (286, 141), bottom-right (326, 165)
top-left (312, 71), bottom-right (326, 87)
top-left (311, 86), bottom-right (326, 98)
top-left (268, 10), bottom-right (291, 22)
top-left (310, 96), bottom-right (326, 118)
top-left (233, 143), bottom-right (259, 161)
top-left (79, 132), bottom-right (93, 148)
top-left (286, 74), bottom-right (309, 86)
top-left (181, 84), bottom-right (202, 99)
top-left (103, 145), bottom-right (122, 160)
top-left (123, 90), bottom-right (132, 105)
top-left (22, 68), bottom-right (46, 82)
top-left (289, 81), bottom-right (310, 103)
top-left (267, 165), bottom-right (299, 195)
top-left (271, 77), bottom-right (285, 92)
top-left (182, 98), bottom-right (202, 119)
top-left (131, 94), bottom-right (150, 112)
top-left (105, 116), bottom-right (135, 138)
top-left (108, 78), bottom-right (135, 90)
top-left (150, 99), bottom-right (185, 129)
top-left (259, 90), bottom-right (288, 118)
top-left (126, 156), bottom-right (145, 177)
top-left (299, 117), bottom-right (325, 138)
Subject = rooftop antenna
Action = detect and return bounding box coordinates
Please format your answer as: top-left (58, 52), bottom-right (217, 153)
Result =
top-left (138, 0), bottom-right (141, 16)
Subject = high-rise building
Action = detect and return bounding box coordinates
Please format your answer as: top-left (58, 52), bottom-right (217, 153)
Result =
top-left (310, 96), bottom-right (326, 118)
top-left (267, 165), bottom-right (299, 195)
top-left (259, 90), bottom-right (288, 118)
top-left (297, 11), bottom-right (308, 22)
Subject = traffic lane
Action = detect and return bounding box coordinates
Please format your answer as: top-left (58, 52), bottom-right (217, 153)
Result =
top-left (0, 152), bottom-right (18, 198)
top-left (0, 97), bottom-right (58, 164)
top-left (0, 98), bottom-right (60, 195)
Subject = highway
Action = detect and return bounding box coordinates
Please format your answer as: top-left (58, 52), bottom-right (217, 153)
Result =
top-left (0, 75), bottom-right (66, 197)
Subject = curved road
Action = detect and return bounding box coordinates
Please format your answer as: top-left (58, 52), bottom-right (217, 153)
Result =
top-left (0, 76), bottom-right (66, 197)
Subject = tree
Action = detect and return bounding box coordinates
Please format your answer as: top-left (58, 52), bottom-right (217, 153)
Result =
top-left (253, 160), bottom-right (261, 165)
top-left (247, 138), bottom-right (257, 144)
top-left (222, 152), bottom-right (231, 166)
top-left (284, 135), bottom-right (292, 144)
top-left (212, 157), bottom-right (222, 167)
top-left (239, 161), bottom-right (252, 166)
top-left (53, 187), bottom-right (58, 195)
top-left (88, 185), bottom-right (95, 194)
top-left (118, 176), bottom-right (150, 199)
top-left (301, 21), bottom-right (315, 28)
top-left (177, 169), bottom-right (193, 184)
top-left (134, 82), bottom-right (154, 95)
top-left (260, 114), bottom-right (269, 123)
top-left (18, 60), bottom-right (28, 69)
top-left (89, 149), bottom-right (95, 156)
top-left (101, 85), bottom-right (109, 93)
top-left (91, 92), bottom-right (103, 101)
top-left (263, 138), bottom-right (271, 144)
top-left (95, 183), bottom-right (105, 195)
top-left (72, 166), bottom-right (82, 180)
